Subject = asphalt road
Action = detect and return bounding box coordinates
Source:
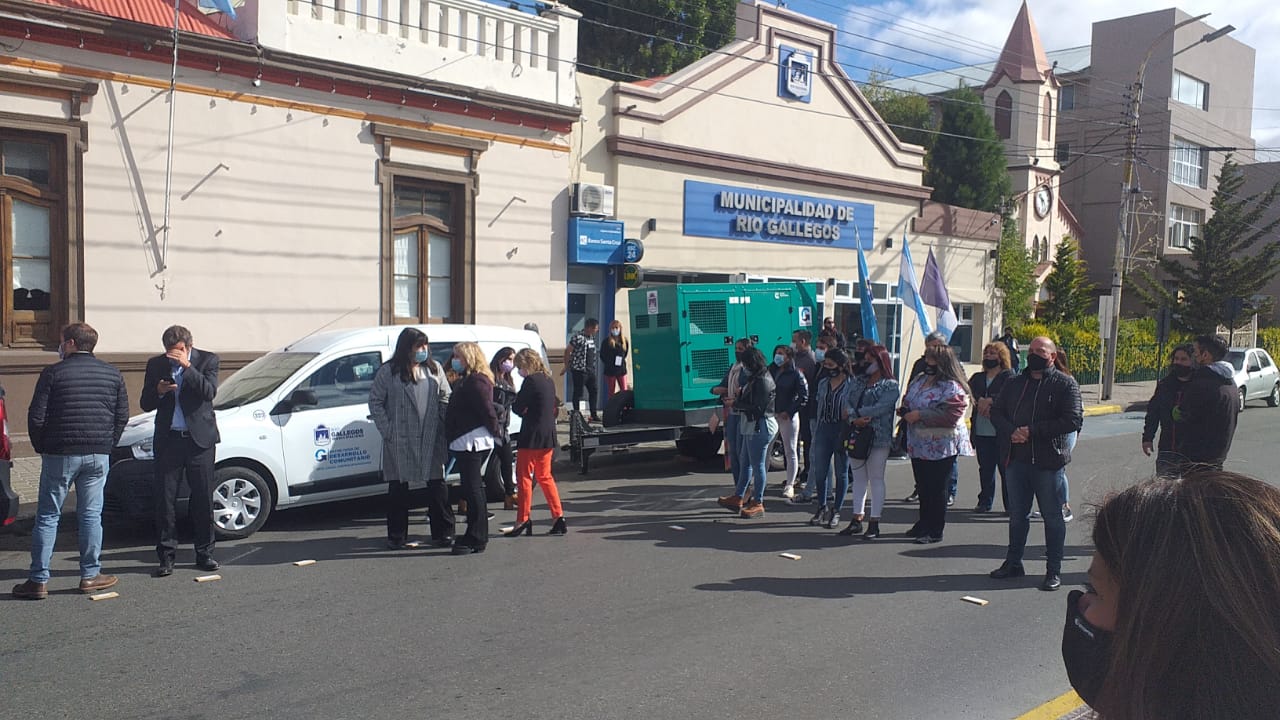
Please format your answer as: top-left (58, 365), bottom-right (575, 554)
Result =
top-left (2, 408), bottom-right (1276, 720)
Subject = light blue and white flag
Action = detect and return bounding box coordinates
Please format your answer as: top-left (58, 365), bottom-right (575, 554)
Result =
top-left (198, 0), bottom-right (238, 19)
top-left (855, 229), bottom-right (880, 344)
top-left (897, 230), bottom-right (932, 339)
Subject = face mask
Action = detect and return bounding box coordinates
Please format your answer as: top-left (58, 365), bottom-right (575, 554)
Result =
top-left (814, 349), bottom-right (826, 362)
top-left (1172, 364), bottom-right (1193, 378)
top-left (864, 362), bottom-right (878, 376)
top-left (822, 365), bottom-right (838, 376)
top-left (414, 349), bottom-right (430, 363)
top-left (500, 359), bottom-right (515, 373)
top-left (1061, 590), bottom-right (1113, 708)
top-left (451, 358), bottom-right (464, 374)
top-left (773, 354), bottom-right (786, 366)
top-left (922, 364), bottom-right (938, 376)
top-left (853, 350), bottom-right (865, 362)
top-left (58, 342), bottom-right (68, 360)
top-left (517, 368), bottom-right (528, 379)
top-left (610, 328), bottom-right (621, 336)
top-left (1027, 353), bottom-right (1050, 372)
top-left (982, 358), bottom-right (1000, 369)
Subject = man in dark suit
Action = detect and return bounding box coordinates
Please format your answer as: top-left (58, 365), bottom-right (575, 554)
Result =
top-left (141, 325), bottom-right (221, 577)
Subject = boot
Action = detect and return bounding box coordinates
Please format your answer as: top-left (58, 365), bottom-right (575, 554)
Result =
top-left (503, 494), bottom-right (517, 511)
top-left (861, 520), bottom-right (881, 540)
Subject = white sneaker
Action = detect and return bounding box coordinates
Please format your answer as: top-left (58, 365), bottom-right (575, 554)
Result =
top-left (1028, 510), bottom-right (1042, 520)
top-left (1063, 505), bottom-right (1074, 522)
top-left (782, 486), bottom-right (796, 499)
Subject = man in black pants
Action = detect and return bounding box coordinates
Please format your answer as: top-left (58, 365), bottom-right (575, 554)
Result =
top-left (561, 318), bottom-right (600, 422)
top-left (141, 325), bottom-right (221, 577)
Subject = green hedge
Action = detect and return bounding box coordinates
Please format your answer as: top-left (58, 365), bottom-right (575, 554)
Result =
top-left (1260, 327), bottom-right (1280, 358)
top-left (1016, 319), bottom-right (1184, 384)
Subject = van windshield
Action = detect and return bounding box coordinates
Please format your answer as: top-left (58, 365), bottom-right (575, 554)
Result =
top-left (214, 352), bottom-right (318, 410)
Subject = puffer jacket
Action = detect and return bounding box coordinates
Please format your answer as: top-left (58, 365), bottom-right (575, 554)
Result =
top-left (28, 352), bottom-right (130, 455)
top-left (769, 363), bottom-right (808, 416)
top-left (990, 365), bottom-right (1083, 470)
top-left (1178, 361), bottom-right (1238, 466)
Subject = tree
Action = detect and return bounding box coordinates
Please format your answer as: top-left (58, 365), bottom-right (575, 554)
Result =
top-left (565, 0), bottom-right (737, 80)
top-left (997, 218), bottom-right (1038, 326)
top-left (1040, 237), bottom-right (1095, 324)
top-left (1132, 158), bottom-right (1280, 334)
top-left (924, 87), bottom-right (1010, 212)
top-left (860, 69), bottom-right (934, 149)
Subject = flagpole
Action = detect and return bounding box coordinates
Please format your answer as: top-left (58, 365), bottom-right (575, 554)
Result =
top-left (158, 0), bottom-right (182, 288)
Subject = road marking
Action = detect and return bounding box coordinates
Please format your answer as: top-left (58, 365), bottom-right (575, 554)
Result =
top-left (1013, 690), bottom-right (1084, 720)
top-left (1083, 404), bottom-right (1123, 417)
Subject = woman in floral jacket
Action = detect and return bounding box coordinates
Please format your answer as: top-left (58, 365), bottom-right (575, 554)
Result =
top-left (900, 345), bottom-right (973, 544)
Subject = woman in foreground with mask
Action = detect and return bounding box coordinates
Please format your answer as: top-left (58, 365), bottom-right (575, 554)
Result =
top-left (506, 349), bottom-right (566, 536)
top-left (1063, 470), bottom-right (1280, 719)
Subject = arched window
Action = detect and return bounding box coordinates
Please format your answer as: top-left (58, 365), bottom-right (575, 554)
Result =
top-left (995, 91), bottom-right (1013, 139)
top-left (1042, 92), bottom-right (1053, 141)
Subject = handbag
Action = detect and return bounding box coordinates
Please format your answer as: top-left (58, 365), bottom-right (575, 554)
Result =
top-left (843, 385), bottom-right (875, 460)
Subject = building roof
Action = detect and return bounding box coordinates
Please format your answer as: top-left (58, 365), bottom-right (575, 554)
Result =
top-left (881, 46), bottom-right (1090, 96)
top-left (26, 0), bottom-right (236, 39)
top-left (984, 0), bottom-right (1053, 88)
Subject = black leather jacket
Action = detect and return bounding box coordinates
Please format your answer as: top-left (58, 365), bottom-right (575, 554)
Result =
top-left (991, 366), bottom-right (1083, 470)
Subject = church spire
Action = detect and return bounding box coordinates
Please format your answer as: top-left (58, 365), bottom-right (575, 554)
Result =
top-left (984, 0), bottom-right (1054, 88)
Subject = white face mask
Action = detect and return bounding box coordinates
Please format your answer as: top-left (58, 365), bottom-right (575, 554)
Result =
top-left (865, 362), bottom-right (878, 376)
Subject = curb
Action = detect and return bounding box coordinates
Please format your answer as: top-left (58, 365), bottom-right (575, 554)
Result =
top-left (1013, 690), bottom-right (1085, 720)
top-left (1083, 404), bottom-right (1123, 417)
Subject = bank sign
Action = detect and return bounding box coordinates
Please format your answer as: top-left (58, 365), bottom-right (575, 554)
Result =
top-left (682, 180), bottom-right (874, 250)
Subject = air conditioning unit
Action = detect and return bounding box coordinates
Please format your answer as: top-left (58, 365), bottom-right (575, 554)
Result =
top-left (571, 182), bottom-right (615, 217)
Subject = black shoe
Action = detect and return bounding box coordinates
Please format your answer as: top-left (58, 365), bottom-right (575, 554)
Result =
top-left (825, 510), bottom-right (840, 530)
top-left (505, 521), bottom-right (533, 537)
top-left (154, 562), bottom-right (174, 578)
top-left (809, 507), bottom-right (827, 526)
top-left (861, 520), bottom-right (880, 540)
top-left (838, 518), bottom-right (864, 536)
top-left (989, 562), bottom-right (1026, 579)
top-left (973, 504), bottom-right (992, 513)
top-left (904, 491), bottom-right (919, 503)
top-left (1040, 573), bottom-right (1062, 591)
top-left (589, 415), bottom-right (601, 423)
top-left (905, 523), bottom-right (926, 538)
top-left (386, 538), bottom-right (406, 550)
top-left (195, 557), bottom-right (221, 572)
top-left (548, 517), bottom-right (567, 535)
top-left (914, 535), bottom-right (943, 544)
top-left (431, 537), bottom-right (455, 548)
top-left (452, 544), bottom-right (486, 555)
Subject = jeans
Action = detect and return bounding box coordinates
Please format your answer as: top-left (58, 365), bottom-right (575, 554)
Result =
top-left (571, 369), bottom-right (599, 417)
top-left (911, 456), bottom-right (955, 539)
top-left (973, 434), bottom-right (1006, 511)
top-left (1055, 432), bottom-right (1077, 508)
top-left (810, 421), bottom-right (849, 511)
top-left (1005, 460), bottom-right (1067, 573)
top-left (849, 446), bottom-right (891, 517)
top-left (29, 453), bottom-right (109, 584)
top-left (724, 412), bottom-right (741, 488)
top-left (736, 417), bottom-right (777, 503)
top-left (777, 412), bottom-right (800, 489)
top-left (948, 461), bottom-right (958, 499)
top-left (606, 374), bottom-right (628, 397)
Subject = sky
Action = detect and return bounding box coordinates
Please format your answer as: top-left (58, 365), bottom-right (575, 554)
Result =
top-left (781, 0), bottom-right (1280, 157)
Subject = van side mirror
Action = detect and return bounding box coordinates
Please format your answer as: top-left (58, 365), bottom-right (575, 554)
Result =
top-left (270, 389), bottom-right (319, 415)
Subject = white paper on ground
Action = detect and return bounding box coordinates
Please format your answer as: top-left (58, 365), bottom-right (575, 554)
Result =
top-left (89, 591), bottom-right (119, 601)
top-left (194, 574), bottom-right (222, 583)
top-left (779, 552), bottom-right (802, 560)
top-left (962, 596), bottom-right (990, 606)
top-left (293, 560), bottom-right (317, 567)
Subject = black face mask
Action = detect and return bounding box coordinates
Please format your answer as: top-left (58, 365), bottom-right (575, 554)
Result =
top-left (982, 359), bottom-right (1000, 369)
top-left (922, 364), bottom-right (938, 376)
top-left (1172, 364), bottom-right (1193, 379)
top-left (1061, 590), bottom-right (1113, 708)
top-left (1026, 353), bottom-right (1050, 372)
top-left (852, 351), bottom-right (865, 362)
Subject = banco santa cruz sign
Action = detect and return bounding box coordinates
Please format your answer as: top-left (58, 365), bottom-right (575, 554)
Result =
top-left (682, 180), bottom-right (874, 250)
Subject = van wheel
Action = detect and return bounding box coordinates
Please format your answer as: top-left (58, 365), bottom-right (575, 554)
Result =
top-left (1239, 387), bottom-right (1248, 413)
top-left (602, 390), bottom-right (634, 427)
top-left (210, 466), bottom-right (272, 540)
top-left (767, 432), bottom-right (786, 471)
top-left (1268, 384), bottom-right (1279, 408)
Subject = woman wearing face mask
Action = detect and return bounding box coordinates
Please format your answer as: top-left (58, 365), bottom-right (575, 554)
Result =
top-left (968, 342), bottom-right (1016, 513)
top-left (506, 349), bottom-right (566, 536)
top-left (1063, 471), bottom-right (1280, 719)
top-left (839, 344), bottom-right (900, 540)
top-left (485, 347), bottom-right (519, 511)
top-left (805, 348), bottom-right (855, 528)
top-left (717, 347), bottom-right (777, 518)
top-left (1140, 343), bottom-right (1195, 476)
top-left (444, 341), bottom-right (501, 554)
top-left (369, 328), bottom-right (451, 549)
top-left (900, 345), bottom-right (972, 543)
top-left (769, 345), bottom-right (808, 500)
top-left (600, 320), bottom-right (630, 398)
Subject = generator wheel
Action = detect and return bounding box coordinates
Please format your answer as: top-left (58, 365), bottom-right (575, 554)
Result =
top-left (602, 390), bottom-right (634, 427)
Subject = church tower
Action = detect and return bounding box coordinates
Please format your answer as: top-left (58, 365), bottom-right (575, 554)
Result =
top-left (983, 1), bottom-right (1064, 278)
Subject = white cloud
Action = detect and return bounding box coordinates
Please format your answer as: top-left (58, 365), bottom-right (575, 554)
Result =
top-left (830, 0), bottom-right (1280, 156)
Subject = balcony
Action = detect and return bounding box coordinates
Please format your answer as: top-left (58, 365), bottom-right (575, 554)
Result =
top-left (231, 0), bottom-right (580, 109)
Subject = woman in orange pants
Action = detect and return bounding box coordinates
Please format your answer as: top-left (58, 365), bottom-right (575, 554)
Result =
top-left (506, 349), bottom-right (566, 536)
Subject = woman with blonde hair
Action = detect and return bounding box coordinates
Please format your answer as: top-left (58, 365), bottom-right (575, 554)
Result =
top-left (444, 341), bottom-right (499, 554)
top-left (507, 349), bottom-right (566, 536)
top-left (600, 319), bottom-right (630, 398)
top-left (968, 342), bottom-right (1016, 513)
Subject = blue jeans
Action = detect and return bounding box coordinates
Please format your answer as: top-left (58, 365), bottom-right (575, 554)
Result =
top-left (735, 417), bottom-right (777, 503)
top-left (948, 461), bottom-right (958, 499)
top-left (28, 453), bottom-right (109, 584)
top-left (1055, 432), bottom-right (1077, 507)
top-left (810, 421), bottom-right (849, 510)
top-left (1005, 460), bottom-right (1066, 574)
top-left (724, 412), bottom-right (741, 487)
top-left (973, 434), bottom-right (1006, 510)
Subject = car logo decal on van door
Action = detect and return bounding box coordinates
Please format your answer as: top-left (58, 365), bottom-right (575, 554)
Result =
top-left (314, 425), bottom-right (331, 446)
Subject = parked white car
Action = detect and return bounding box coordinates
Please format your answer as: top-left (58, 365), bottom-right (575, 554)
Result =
top-left (1226, 347), bottom-right (1280, 411)
top-left (105, 324), bottom-right (547, 539)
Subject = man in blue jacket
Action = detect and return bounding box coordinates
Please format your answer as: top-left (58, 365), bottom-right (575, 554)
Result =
top-left (13, 323), bottom-right (129, 600)
top-left (988, 336), bottom-right (1082, 592)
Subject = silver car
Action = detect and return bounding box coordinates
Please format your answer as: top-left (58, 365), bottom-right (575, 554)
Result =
top-left (1226, 348), bottom-right (1280, 411)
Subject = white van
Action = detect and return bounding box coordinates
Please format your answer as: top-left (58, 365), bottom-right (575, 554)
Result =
top-left (105, 324), bottom-right (548, 539)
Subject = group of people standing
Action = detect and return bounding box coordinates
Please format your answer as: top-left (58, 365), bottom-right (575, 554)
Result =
top-left (561, 318), bottom-right (630, 423)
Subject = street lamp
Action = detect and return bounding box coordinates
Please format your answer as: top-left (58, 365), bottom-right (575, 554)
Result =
top-left (1100, 13), bottom-right (1233, 400)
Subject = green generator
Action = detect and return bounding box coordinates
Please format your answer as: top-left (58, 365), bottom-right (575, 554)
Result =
top-left (626, 282), bottom-right (820, 425)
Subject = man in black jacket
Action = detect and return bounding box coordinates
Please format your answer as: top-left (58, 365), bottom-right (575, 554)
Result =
top-left (13, 323), bottom-right (129, 600)
top-left (1176, 334), bottom-right (1238, 470)
top-left (141, 325), bottom-right (221, 577)
top-left (988, 336), bottom-right (1082, 592)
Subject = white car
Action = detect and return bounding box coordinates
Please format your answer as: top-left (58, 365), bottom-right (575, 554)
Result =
top-left (1226, 347), bottom-right (1280, 411)
top-left (106, 324), bottom-right (547, 539)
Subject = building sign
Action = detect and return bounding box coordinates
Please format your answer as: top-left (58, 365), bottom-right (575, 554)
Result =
top-left (682, 180), bottom-right (874, 250)
top-left (620, 264), bottom-right (644, 289)
top-left (568, 217), bottom-right (625, 265)
top-left (778, 45), bottom-right (813, 103)
top-left (622, 238), bottom-right (644, 263)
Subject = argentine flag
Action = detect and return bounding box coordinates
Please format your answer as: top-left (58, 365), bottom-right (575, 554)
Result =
top-left (897, 231), bottom-right (932, 339)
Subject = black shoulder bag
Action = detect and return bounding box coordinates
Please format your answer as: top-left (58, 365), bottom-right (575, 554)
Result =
top-left (843, 384), bottom-right (876, 460)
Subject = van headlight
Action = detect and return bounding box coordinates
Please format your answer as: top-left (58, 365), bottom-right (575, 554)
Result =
top-left (131, 439), bottom-right (154, 460)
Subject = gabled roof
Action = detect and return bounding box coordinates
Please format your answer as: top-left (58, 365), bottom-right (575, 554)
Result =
top-left (984, 0), bottom-right (1054, 88)
top-left (26, 0), bottom-right (236, 39)
top-left (881, 46), bottom-right (1089, 95)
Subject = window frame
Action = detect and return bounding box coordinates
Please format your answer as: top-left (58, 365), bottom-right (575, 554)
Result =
top-left (994, 91), bottom-right (1013, 140)
top-left (1167, 203), bottom-right (1204, 250)
top-left (1042, 92), bottom-right (1053, 141)
top-left (1058, 85), bottom-right (1076, 111)
top-left (1055, 141), bottom-right (1070, 164)
top-left (1172, 71), bottom-right (1209, 111)
top-left (1171, 137), bottom-right (1207, 188)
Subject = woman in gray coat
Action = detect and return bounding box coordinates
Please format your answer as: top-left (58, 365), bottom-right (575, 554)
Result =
top-left (369, 328), bottom-right (450, 549)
